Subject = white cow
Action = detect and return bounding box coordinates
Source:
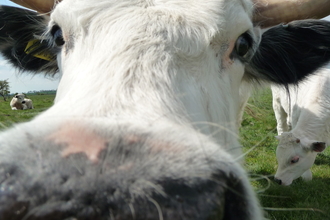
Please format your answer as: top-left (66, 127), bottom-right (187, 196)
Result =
top-left (10, 93), bottom-right (34, 110)
top-left (0, 0), bottom-right (330, 219)
top-left (272, 68), bottom-right (330, 186)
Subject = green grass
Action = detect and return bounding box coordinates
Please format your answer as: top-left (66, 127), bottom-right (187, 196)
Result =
top-left (0, 94), bottom-right (55, 130)
top-left (1, 92), bottom-right (329, 219)
top-left (240, 88), bottom-right (330, 220)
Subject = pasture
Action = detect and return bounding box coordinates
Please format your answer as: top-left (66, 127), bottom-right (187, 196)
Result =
top-left (0, 91), bottom-right (329, 219)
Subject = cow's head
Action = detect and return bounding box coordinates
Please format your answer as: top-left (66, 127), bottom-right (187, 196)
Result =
top-left (1, 0), bottom-right (330, 219)
top-left (274, 132), bottom-right (326, 186)
top-left (14, 94), bottom-right (25, 102)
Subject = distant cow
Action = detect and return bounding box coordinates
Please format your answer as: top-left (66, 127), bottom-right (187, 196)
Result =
top-left (10, 93), bottom-right (34, 110)
top-left (272, 68), bottom-right (329, 186)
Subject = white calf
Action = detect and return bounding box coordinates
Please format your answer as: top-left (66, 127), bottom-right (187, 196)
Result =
top-left (10, 94), bottom-right (34, 110)
top-left (272, 68), bottom-right (329, 185)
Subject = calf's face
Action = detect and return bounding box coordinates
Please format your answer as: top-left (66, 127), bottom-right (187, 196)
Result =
top-left (275, 132), bottom-right (326, 186)
top-left (2, 0), bottom-right (330, 219)
top-left (14, 94), bottom-right (25, 103)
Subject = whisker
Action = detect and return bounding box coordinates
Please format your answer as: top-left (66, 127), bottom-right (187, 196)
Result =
top-left (147, 196), bottom-right (164, 220)
top-left (263, 207), bottom-right (326, 214)
top-left (128, 202), bottom-right (136, 220)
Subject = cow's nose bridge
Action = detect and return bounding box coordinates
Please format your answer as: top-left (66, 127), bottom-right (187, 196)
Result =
top-left (44, 121), bottom-right (185, 163)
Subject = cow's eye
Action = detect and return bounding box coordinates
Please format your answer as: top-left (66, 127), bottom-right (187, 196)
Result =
top-left (235, 33), bottom-right (252, 58)
top-left (290, 157), bottom-right (300, 164)
top-left (51, 25), bottom-right (65, 47)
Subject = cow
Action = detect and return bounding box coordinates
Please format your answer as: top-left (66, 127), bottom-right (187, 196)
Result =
top-left (272, 68), bottom-right (330, 186)
top-left (1, 0), bottom-right (330, 219)
top-left (10, 93), bottom-right (34, 110)
top-left (10, 93), bottom-right (25, 110)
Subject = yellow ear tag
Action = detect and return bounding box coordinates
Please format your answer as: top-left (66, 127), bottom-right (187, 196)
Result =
top-left (25, 40), bottom-right (53, 61)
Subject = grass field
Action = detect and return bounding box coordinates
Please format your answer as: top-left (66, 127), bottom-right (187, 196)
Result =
top-left (0, 91), bottom-right (329, 219)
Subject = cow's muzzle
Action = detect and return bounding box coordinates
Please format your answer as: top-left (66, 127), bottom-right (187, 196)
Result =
top-left (0, 122), bottom-right (259, 220)
top-left (274, 177), bottom-right (282, 185)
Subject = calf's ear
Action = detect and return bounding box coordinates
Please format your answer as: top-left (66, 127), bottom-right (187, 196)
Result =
top-left (300, 138), bottom-right (326, 152)
top-left (311, 142), bottom-right (326, 153)
top-left (246, 19), bottom-right (330, 85)
top-left (0, 6), bottom-right (58, 75)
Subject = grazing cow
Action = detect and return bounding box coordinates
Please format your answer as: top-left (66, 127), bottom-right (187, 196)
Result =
top-left (1, 0), bottom-right (330, 219)
top-left (272, 68), bottom-right (330, 186)
top-left (10, 93), bottom-right (34, 110)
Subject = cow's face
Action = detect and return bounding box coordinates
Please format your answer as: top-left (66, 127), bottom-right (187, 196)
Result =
top-left (36, 0), bottom-right (261, 159)
top-left (0, 1), bottom-right (265, 219)
top-left (274, 132), bottom-right (326, 185)
top-left (14, 94), bottom-right (25, 103)
top-left (2, 0), bottom-right (330, 219)
top-left (48, 0), bottom-right (258, 142)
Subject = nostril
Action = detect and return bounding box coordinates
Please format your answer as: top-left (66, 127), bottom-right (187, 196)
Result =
top-left (0, 201), bottom-right (29, 220)
top-left (274, 178), bottom-right (282, 185)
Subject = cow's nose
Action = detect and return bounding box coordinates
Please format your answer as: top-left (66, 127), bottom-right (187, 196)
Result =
top-left (0, 165), bottom-right (255, 220)
top-left (274, 178), bottom-right (282, 185)
top-left (0, 128), bottom-right (260, 220)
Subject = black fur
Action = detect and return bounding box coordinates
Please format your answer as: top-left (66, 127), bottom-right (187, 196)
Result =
top-left (246, 19), bottom-right (330, 85)
top-left (0, 6), bottom-right (57, 75)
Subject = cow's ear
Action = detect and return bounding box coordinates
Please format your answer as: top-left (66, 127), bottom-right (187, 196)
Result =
top-left (300, 138), bottom-right (326, 152)
top-left (0, 6), bottom-right (58, 75)
top-left (311, 142), bottom-right (326, 153)
top-left (246, 19), bottom-right (330, 85)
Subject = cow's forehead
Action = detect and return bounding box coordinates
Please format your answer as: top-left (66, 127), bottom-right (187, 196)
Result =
top-left (51, 0), bottom-right (253, 39)
top-left (53, 0), bottom-right (253, 13)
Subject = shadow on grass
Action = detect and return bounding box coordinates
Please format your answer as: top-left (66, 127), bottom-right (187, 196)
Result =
top-left (314, 153), bottom-right (330, 166)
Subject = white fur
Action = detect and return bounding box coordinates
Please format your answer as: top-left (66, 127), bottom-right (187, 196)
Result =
top-left (23, 98), bottom-right (34, 109)
top-left (42, 0), bottom-right (259, 158)
top-left (272, 68), bottom-right (330, 185)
